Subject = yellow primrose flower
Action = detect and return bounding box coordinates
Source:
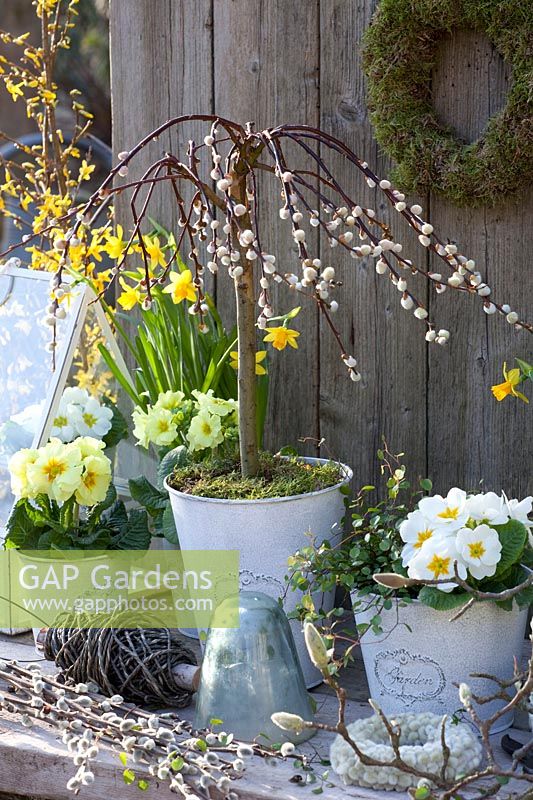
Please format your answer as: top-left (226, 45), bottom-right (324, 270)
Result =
top-left (187, 411), bottom-right (224, 452)
top-left (144, 235), bottom-right (166, 269)
top-left (117, 277), bottom-right (142, 310)
top-left (263, 326), bottom-right (300, 351)
top-left (145, 407), bottom-right (179, 447)
top-left (491, 363), bottom-right (529, 403)
top-left (162, 269), bottom-right (196, 304)
top-left (154, 390), bottom-right (185, 411)
top-left (132, 407), bottom-right (150, 449)
top-left (230, 350), bottom-right (267, 376)
top-left (103, 224), bottom-right (129, 260)
top-left (26, 439), bottom-right (83, 504)
top-left (78, 159), bottom-right (95, 182)
top-left (76, 454), bottom-right (112, 506)
top-left (192, 389), bottom-right (237, 417)
top-left (75, 436), bottom-right (107, 459)
top-left (9, 448), bottom-right (39, 498)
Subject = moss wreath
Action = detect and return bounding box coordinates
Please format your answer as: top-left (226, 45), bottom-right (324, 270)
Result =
top-left (362, 0), bottom-right (533, 207)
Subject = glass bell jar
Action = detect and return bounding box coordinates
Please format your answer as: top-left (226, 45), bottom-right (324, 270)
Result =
top-left (194, 590), bottom-right (315, 743)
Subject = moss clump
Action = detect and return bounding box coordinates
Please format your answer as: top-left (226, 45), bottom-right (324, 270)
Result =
top-left (167, 452), bottom-right (344, 500)
top-left (362, 0), bottom-right (533, 207)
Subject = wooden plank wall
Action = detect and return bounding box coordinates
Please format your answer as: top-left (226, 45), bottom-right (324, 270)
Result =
top-left (110, 0), bottom-right (533, 496)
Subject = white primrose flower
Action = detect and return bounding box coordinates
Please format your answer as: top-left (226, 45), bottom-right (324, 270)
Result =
top-left (407, 535), bottom-right (467, 592)
top-left (68, 397), bottom-right (113, 438)
top-left (456, 524), bottom-right (502, 581)
top-left (50, 412), bottom-right (77, 443)
top-left (504, 495), bottom-right (533, 531)
top-left (465, 492), bottom-right (509, 526)
top-left (399, 509), bottom-right (447, 567)
top-left (418, 487), bottom-right (469, 530)
top-left (61, 387), bottom-right (90, 407)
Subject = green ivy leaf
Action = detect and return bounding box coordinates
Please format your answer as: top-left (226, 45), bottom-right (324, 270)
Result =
top-left (171, 757), bottom-right (184, 772)
top-left (119, 752), bottom-right (128, 766)
top-left (418, 587), bottom-right (471, 611)
top-left (137, 779), bottom-right (149, 791)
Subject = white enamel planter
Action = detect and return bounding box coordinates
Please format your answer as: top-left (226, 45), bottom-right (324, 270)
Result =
top-left (353, 594), bottom-right (528, 733)
top-left (165, 458), bottom-right (352, 687)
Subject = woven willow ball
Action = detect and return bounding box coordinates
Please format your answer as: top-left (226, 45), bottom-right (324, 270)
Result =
top-left (45, 618), bottom-right (198, 708)
top-left (330, 712), bottom-right (482, 790)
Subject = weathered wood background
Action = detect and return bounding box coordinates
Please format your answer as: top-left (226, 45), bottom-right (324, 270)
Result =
top-left (109, 0), bottom-right (533, 496)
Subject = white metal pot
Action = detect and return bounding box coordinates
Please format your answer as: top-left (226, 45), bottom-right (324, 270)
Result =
top-left (353, 594), bottom-right (528, 733)
top-left (165, 458), bottom-right (352, 687)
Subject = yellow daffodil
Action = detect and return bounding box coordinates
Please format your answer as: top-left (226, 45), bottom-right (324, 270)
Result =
top-left (162, 269), bottom-right (196, 304)
top-left (491, 363), bottom-right (529, 403)
top-left (86, 230), bottom-right (106, 263)
top-left (78, 159), bottom-right (95, 182)
top-left (75, 454), bottom-right (112, 506)
top-left (90, 268), bottom-right (112, 295)
top-left (144, 235), bottom-right (166, 269)
top-left (103, 224), bottom-right (129, 260)
top-left (229, 350), bottom-right (267, 375)
top-left (263, 326), bottom-right (300, 351)
top-left (117, 277), bottom-right (142, 310)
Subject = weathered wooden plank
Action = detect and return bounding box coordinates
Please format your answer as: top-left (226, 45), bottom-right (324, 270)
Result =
top-left (107, 0), bottom-right (532, 494)
top-left (212, 0), bottom-right (321, 453)
top-left (109, 0), bottom-right (214, 481)
top-left (318, 0), bottom-right (428, 489)
top-left (428, 29), bottom-right (533, 496)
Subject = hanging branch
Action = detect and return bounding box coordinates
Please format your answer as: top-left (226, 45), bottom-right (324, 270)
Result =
top-left (1, 115), bottom-right (531, 475)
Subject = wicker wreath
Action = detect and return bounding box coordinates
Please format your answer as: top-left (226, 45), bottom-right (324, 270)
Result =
top-left (330, 712), bottom-right (482, 790)
top-left (363, 0), bottom-right (533, 207)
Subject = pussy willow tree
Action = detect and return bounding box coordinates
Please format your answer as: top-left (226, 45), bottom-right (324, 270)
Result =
top-left (4, 115), bottom-right (531, 476)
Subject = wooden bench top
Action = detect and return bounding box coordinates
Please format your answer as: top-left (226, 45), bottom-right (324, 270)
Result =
top-left (0, 633), bottom-right (529, 800)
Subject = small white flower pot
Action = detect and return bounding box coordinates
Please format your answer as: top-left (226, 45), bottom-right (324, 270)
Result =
top-left (165, 458), bottom-right (352, 687)
top-left (353, 594), bottom-right (528, 733)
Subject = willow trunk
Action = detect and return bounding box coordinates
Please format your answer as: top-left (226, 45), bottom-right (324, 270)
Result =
top-left (232, 173), bottom-right (258, 477)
